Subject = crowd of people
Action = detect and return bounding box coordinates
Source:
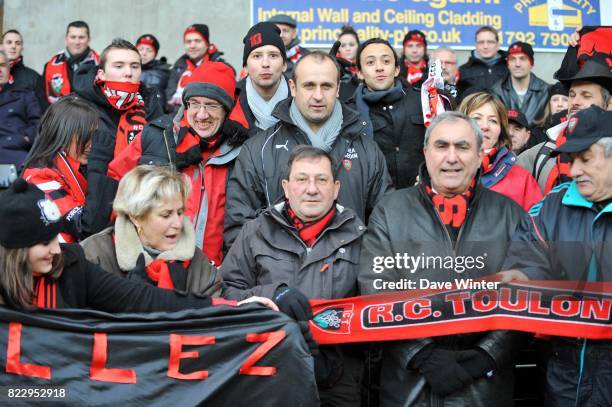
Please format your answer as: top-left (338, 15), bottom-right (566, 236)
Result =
top-left (0, 16), bottom-right (610, 407)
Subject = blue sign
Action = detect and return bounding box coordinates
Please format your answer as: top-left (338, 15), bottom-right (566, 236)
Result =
top-left (252, 0), bottom-right (602, 51)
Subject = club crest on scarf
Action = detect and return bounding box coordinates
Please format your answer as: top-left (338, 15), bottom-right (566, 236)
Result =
top-left (312, 303), bottom-right (354, 335)
top-left (37, 199), bottom-right (61, 226)
top-left (51, 74), bottom-right (64, 94)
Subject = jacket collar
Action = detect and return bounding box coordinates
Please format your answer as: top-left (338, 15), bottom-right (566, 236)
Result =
top-left (114, 214), bottom-right (195, 271)
top-left (271, 97), bottom-right (366, 140)
top-left (561, 181), bottom-right (612, 214)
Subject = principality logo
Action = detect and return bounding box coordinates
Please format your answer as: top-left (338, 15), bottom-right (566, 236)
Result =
top-left (312, 304), bottom-right (354, 335)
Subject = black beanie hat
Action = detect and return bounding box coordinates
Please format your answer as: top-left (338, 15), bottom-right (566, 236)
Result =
top-left (242, 22), bottom-right (287, 67)
top-left (184, 24), bottom-right (210, 45)
top-left (0, 179), bottom-right (62, 249)
top-left (136, 34), bottom-right (160, 55)
top-left (403, 30), bottom-right (427, 48)
top-left (548, 82), bottom-right (569, 99)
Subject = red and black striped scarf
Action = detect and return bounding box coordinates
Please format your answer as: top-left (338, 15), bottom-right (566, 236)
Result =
top-left (44, 49), bottom-right (99, 104)
top-left (544, 131), bottom-right (572, 194)
top-left (405, 59), bottom-right (427, 85)
top-left (425, 179), bottom-right (476, 240)
top-left (285, 203), bottom-right (337, 247)
top-left (32, 273), bottom-right (58, 309)
top-left (97, 80), bottom-right (146, 157)
top-left (55, 152), bottom-right (87, 205)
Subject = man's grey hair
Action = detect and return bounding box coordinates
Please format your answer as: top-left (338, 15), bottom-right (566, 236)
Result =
top-left (596, 137), bottom-right (612, 158)
top-left (431, 46), bottom-right (456, 57)
top-left (601, 87), bottom-right (611, 107)
top-left (424, 111), bottom-right (484, 150)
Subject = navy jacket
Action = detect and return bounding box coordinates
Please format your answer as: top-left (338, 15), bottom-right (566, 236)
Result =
top-left (0, 86), bottom-right (41, 168)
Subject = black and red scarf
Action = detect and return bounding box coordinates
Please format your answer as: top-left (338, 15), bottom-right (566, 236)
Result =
top-left (481, 148), bottom-right (498, 173)
top-left (32, 273), bottom-right (58, 309)
top-left (405, 59), bottom-right (427, 85)
top-left (336, 53), bottom-right (357, 75)
top-left (44, 49), bottom-right (99, 104)
top-left (97, 80), bottom-right (147, 157)
top-left (425, 179), bottom-right (476, 239)
top-left (9, 56), bottom-right (22, 70)
top-left (56, 152), bottom-right (87, 205)
top-left (145, 259), bottom-right (191, 290)
top-left (544, 130), bottom-right (572, 194)
top-left (285, 202), bottom-right (337, 247)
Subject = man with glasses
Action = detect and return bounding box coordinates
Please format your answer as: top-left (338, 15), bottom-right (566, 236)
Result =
top-left (459, 26), bottom-right (509, 99)
top-left (108, 62), bottom-right (248, 265)
top-left (431, 46), bottom-right (459, 98)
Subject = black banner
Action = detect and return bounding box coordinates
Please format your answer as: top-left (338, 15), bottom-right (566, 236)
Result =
top-left (0, 304), bottom-right (318, 406)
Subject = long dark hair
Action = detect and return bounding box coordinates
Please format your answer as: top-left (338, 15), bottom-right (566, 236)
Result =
top-left (23, 95), bottom-right (99, 169)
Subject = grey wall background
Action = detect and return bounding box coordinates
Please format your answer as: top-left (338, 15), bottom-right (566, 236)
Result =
top-left (3, 0), bottom-right (590, 83)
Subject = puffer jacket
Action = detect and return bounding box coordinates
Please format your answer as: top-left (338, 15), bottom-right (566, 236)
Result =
top-left (81, 215), bottom-right (222, 298)
top-left (0, 86), bottom-right (41, 168)
top-left (492, 73), bottom-right (549, 125)
top-left (502, 181), bottom-right (612, 406)
top-left (224, 98), bottom-right (392, 248)
top-left (347, 81), bottom-right (426, 189)
top-left (221, 202), bottom-right (365, 300)
top-left (359, 167), bottom-right (527, 407)
top-left (458, 50), bottom-right (508, 100)
top-left (481, 147), bottom-right (543, 212)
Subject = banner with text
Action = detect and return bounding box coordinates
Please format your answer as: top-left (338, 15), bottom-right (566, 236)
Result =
top-left (252, 0), bottom-right (602, 51)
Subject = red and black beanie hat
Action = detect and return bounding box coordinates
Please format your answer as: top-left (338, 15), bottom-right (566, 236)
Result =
top-left (184, 24), bottom-right (210, 45)
top-left (0, 179), bottom-right (62, 249)
top-left (242, 22), bottom-right (286, 67)
top-left (136, 34), bottom-right (160, 55)
top-left (507, 41), bottom-right (534, 65)
top-left (403, 30), bottom-right (427, 48)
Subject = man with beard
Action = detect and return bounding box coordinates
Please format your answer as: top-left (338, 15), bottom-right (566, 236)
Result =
top-left (351, 38), bottom-right (426, 189)
top-left (231, 22), bottom-right (289, 135)
top-left (72, 38), bottom-right (163, 160)
top-left (166, 24), bottom-right (230, 113)
top-left (136, 34), bottom-right (170, 111)
top-left (492, 42), bottom-right (549, 125)
top-left (42, 21), bottom-right (99, 106)
top-left (268, 14), bottom-right (310, 79)
top-left (225, 51), bottom-right (391, 247)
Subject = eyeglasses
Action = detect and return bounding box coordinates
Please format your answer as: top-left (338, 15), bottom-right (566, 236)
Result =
top-left (187, 102), bottom-right (223, 113)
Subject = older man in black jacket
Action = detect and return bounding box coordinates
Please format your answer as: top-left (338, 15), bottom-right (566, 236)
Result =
top-left (224, 51), bottom-right (391, 248)
top-left (359, 111), bottom-right (527, 406)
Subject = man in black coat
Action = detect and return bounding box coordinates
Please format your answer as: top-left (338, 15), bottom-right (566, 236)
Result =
top-left (350, 38), bottom-right (426, 189)
top-left (1, 30), bottom-right (44, 108)
top-left (135, 34), bottom-right (170, 111)
top-left (224, 51), bottom-right (392, 248)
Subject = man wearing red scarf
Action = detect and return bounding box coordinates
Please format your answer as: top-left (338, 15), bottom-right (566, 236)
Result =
top-left (359, 111), bottom-right (527, 406)
top-left (399, 30), bottom-right (429, 87)
top-left (72, 38), bottom-right (163, 161)
top-left (165, 24), bottom-right (232, 113)
top-left (222, 145), bottom-right (367, 406)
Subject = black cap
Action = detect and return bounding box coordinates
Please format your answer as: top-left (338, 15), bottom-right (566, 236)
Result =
top-left (558, 60), bottom-right (612, 92)
top-left (551, 106), bottom-right (612, 156)
top-left (0, 179), bottom-right (62, 249)
top-left (548, 82), bottom-right (569, 98)
top-left (268, 14), bottom-right (297, 27)
top-left (136, 34), bottom-right (160, 54)
top-left (507, 109), bottom-right (529, 128)
top-left (242, 22), bottom-right (286, 67)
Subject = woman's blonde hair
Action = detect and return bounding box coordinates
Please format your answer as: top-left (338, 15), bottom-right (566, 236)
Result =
top-left (458, 92), bottom-right (510, 150)
top-left (113, 165), bottom-right (191, 220)
top-left (0, 244), bottom-right (63, 309)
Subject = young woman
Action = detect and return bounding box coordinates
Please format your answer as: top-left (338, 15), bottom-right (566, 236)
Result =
top-left (331, 26), bottom-right (360, 101)
top-left (81, 165), bottom-right (222, 297)
top-left (0, 178), bottom-right (274, 312)
top-left (530, 82), bottom-right (569, 146)
top-left (459, 92), bottom-right (543, 211)
top-left (21, 95), bottom-right (117, 242)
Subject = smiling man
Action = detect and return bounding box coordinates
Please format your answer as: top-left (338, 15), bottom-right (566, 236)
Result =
top-left (225, 51), bottom-right (391, 247)
top-left (222, 145), bottom-right (367, 406)
top-left (72, 38), bottom-right (163, 160)
top-left (1, 30), bottom-right (43, 104)
top-left (501, 105), bottom-right (612, 407)
top-left (492, 41), bottom-right (548, 125)
top-left (359, 111), bottom-right (527, 406)
top-left (351, 38), bottom-right (426, 189)
top-left (42, 21), bottom-right (99, 106)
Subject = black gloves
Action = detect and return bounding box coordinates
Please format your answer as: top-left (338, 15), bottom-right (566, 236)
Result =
top-left (456, 349), bottom-right (496, 380)
top-left (297, 320), bottom-right (319, 357)
top-left (87, 128), bottom-right (116, 174)
top-left (329, 41), bottom-right (341, 57)
top-left (410, 346), bottom-right (473, 396)
top-left (273, 286), bottom-right (313, 321)
top-left (126, 254), bottom-right (148, 283)
top-left (175, 146), bottom-right (201, 171)
top-left (221, 119), bottom-right (248, 147)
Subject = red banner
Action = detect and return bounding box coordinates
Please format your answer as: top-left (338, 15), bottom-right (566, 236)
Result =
top-left (310, 280), bottom-right (612, 345)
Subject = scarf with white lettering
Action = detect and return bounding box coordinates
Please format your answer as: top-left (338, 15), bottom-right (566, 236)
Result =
top-left (289, 99), bottom-right (343, 152)
top-left (246, 76), bottom-right (288, 130)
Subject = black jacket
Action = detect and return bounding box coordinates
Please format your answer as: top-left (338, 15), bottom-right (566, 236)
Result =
top-left (72, 63), bottom-right (164, 154)
top-left (140, 59), bottom-right (171, 111)
top-left (9, 59), bottom-right (45, 109)
top-left (492, 73), bottom-right (549, 125)
top-left (0, 86), bottom-right (41, 168)
top-left (359, 168), bottom-right (527, 406)
top-left (224, 98), bottom-right (392, 248)
top-left (347, 82), bottom-right (426, 189)
top-left (18, 244), bottom-right (214, 311)
top-left (458, 50), bottom-right (509, 100)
